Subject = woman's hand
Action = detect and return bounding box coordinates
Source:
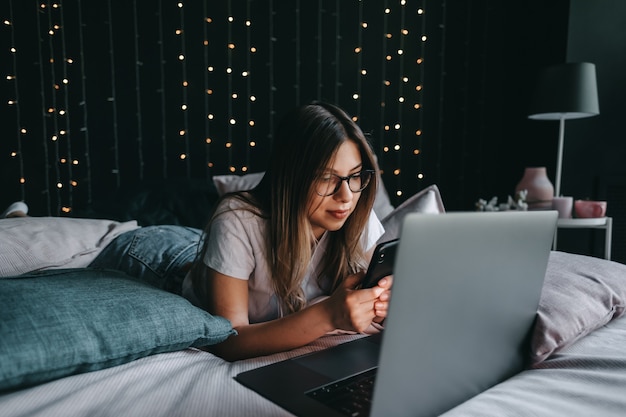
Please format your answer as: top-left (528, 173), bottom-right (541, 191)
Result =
top-left (324, 273), bottom-right (387, 333)
top-left (372, 275), bottom-right (393, 324)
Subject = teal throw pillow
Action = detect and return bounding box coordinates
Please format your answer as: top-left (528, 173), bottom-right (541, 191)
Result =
top-left (0, 268), bottom-right (235, 392)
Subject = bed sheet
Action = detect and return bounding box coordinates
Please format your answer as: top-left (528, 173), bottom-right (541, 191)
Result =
top-left (2, 315), bottom-right (626, 417)
top-left (443, 314), bottom-right (626, 416)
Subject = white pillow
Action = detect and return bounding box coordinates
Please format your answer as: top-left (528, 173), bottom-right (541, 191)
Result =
top-left (212, 172), bottom-right (265, 196)
top-left (0, 217), bottom-right (139, 277)
top-left (212, 171), bottom-right (396, 220)
top-left (532, 251), bottom-right (626, 364)
top-left (372, 174), bottom-right (394, 220)
top-left (376, 184), bottom-right (445, 244)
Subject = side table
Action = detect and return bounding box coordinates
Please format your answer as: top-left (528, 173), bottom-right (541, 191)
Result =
top-left (553, 217), bottom-right (612, 260)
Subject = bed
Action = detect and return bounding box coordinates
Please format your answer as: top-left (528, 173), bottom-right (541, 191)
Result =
top-left (2, 178), bottom-right (626, 417)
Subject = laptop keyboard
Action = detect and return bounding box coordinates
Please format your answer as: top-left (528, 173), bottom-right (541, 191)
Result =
top-left (305, 368), bottom-right (377, 416)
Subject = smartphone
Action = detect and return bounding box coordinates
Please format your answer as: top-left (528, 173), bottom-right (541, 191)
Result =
top-left (360, 239), bottom-right (399, 289)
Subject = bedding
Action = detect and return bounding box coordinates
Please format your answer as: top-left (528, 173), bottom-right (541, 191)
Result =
top-left (2, 252), bottom-right (625, 417)
top-left (0, 217), bottom-right (139, 277)
top-left (376, 184), bottom-right (445, 244)
top-left (2, 307), bottom-right (626, 416)
top-left (531, 251), bottom-right (626, 364)
top-left (2, 182), bottom-right (626, 416)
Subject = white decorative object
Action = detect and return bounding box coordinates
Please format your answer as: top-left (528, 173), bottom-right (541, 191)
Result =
top-left (475, 190), bottom-right (528, 212)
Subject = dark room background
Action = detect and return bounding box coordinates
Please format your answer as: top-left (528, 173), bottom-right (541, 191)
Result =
top-left (1, 0), bottom-right (624, 262)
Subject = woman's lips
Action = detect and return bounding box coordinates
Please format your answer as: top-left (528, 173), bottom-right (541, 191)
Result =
top-left (328, 209), bottom-right (350, 219)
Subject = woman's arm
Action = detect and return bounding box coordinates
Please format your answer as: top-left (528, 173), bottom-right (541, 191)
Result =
top-left (203, 267), bottom-right (387, 361)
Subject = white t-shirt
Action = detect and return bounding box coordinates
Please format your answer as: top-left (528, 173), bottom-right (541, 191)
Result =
top-left (182, 197), bottom-right (384, 323)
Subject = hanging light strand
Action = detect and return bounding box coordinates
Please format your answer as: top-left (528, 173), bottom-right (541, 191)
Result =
top-left (203, 1), bottom-right (212, 178)
top-left (355, 0), bottom-right (364, 122)
top-left (76, 0), bottom-right (93, 207)
top-left (295, 0), bottom-right (301, 105)
top-left (106, 0), bottom-right (121, 188)
top-left (58, 0), bottom-right (75, 212)
top-left (132, 0), bottom-right (144, 180)
top-left (378, 0), bottom-right (389, 157)
top-left (7, 0), bottom-right (26, 201)
top-left (35, 2), bottom-right (52, 214)
top-left (245, 0), bottom-right (253, 170)
top-left (334, 0), bottom-right (340, 103)
top-left (316, 0), bottom-right (322, 100)
top-left (178, 1), bottom-right (190, 177)
top-left (267, 0), bottom-right (275, 147)
top-left (45, 3), bottom-right (62, 214)
top-left (416, 1), bottom-right (427, 180)
top-left (394, 0), bottom-right (407, 196)
top-left (226, 0), bottom-right (234, 171)
top-left (157, 0), bottom-right (167, 177)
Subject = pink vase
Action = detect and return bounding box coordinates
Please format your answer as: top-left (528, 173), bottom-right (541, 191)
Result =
top-left (515, 167), bottom-right (554, 210)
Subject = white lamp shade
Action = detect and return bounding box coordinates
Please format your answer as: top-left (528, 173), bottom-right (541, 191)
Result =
top-left (528, 62), bottom-right (600, 120)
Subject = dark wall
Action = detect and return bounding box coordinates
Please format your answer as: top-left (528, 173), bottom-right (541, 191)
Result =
top-left (2, 1), bottom-right (623, 262)
top-left (0, 1), bottom-right (432, 214)
top-left (432, 1), bottom-right (570, 211)
top-left (556, 0), bottom-right (626, 261)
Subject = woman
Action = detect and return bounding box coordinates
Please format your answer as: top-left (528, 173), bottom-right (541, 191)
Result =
top-left (184, 102), bottom-right (392, 361)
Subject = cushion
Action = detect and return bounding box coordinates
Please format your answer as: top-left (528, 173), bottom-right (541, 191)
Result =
top-left (0, 217), bottom-right (140, 277)
top-left (213, 172), bottom-right (265, 196)
top-left (376, 184), bottom-right (445, 244)
top-left (531, 251), bottom-right (626, 365)
top-left (372, 175), bottom-right (395, 220)
top-left (212, 171), bottom-right (396, 220)
top-left (0, 268), bottom-right (235, 392)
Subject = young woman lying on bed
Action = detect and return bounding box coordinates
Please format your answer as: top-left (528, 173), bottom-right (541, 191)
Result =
top-left (2, 102), bottom-right (393, 361)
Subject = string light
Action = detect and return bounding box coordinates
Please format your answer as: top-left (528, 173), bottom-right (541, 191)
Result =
top-left (355, 0), bottom-right (364, 120)
top-left (6, 0), bottom-right (26, 203)
top-left (58, 2), bottom-right (75, 211)
top-left (3, 1), bottom-right (428, 214)
top-left (106, 0), bottom-right (121, 189)
top-left (133, 0), bottom-right (144, 180)
top-left (415, 1), bottom-right (427, 182)
top-left (157, 0), bottom-right (168, 176)
top-left (295, 0), bottom-right (301, 105)
top-left (245, 0), bottom-right (254, 170)
top-left (392, 0), bottom-right (408, 198)
top-left (178, 1), bottom-right (190, 177)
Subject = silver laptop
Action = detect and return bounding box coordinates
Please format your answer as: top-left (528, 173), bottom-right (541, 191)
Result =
top-left (236, 211), bottom-right (558, 417)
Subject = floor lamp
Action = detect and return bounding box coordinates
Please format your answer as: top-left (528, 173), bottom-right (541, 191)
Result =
top-left (527, 62), bottom-right (600, 198)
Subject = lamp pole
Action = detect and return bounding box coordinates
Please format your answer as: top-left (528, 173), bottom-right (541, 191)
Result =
top-left (554, 116), bottom-right (565, 198)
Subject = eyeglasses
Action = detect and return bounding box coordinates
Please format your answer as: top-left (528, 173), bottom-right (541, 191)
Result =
top-left (314, 170), bottom-right (375, 197)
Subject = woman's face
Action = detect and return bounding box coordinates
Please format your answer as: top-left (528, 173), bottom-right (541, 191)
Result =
top-left (307, 140), bottom-right (364, 240)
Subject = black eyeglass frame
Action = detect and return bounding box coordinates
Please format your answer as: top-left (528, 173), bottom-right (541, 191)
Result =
top-left (314, 169), bottom-right (375, 197)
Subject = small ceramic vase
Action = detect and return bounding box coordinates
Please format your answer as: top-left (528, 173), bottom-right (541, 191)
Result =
top-left (515, 167), bottom-right (554, 210)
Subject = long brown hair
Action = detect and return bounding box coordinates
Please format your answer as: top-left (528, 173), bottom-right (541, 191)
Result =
top-left (193, 102), bottom-right (379, 315)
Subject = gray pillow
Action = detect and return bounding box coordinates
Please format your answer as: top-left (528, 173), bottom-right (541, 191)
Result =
top-left (0, 268), bottom-right (235, 392)
top-left (377, 184), bottom-right (445, 244)
top-left (531, 251), bottom-right (626, 365)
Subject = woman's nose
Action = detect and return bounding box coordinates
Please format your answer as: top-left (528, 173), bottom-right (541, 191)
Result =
top-left (333, 179), bottom-right (354, 201)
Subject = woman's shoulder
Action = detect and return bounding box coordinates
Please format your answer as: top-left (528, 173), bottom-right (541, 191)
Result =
top-left (214, 194), bottom-right (265, 221)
